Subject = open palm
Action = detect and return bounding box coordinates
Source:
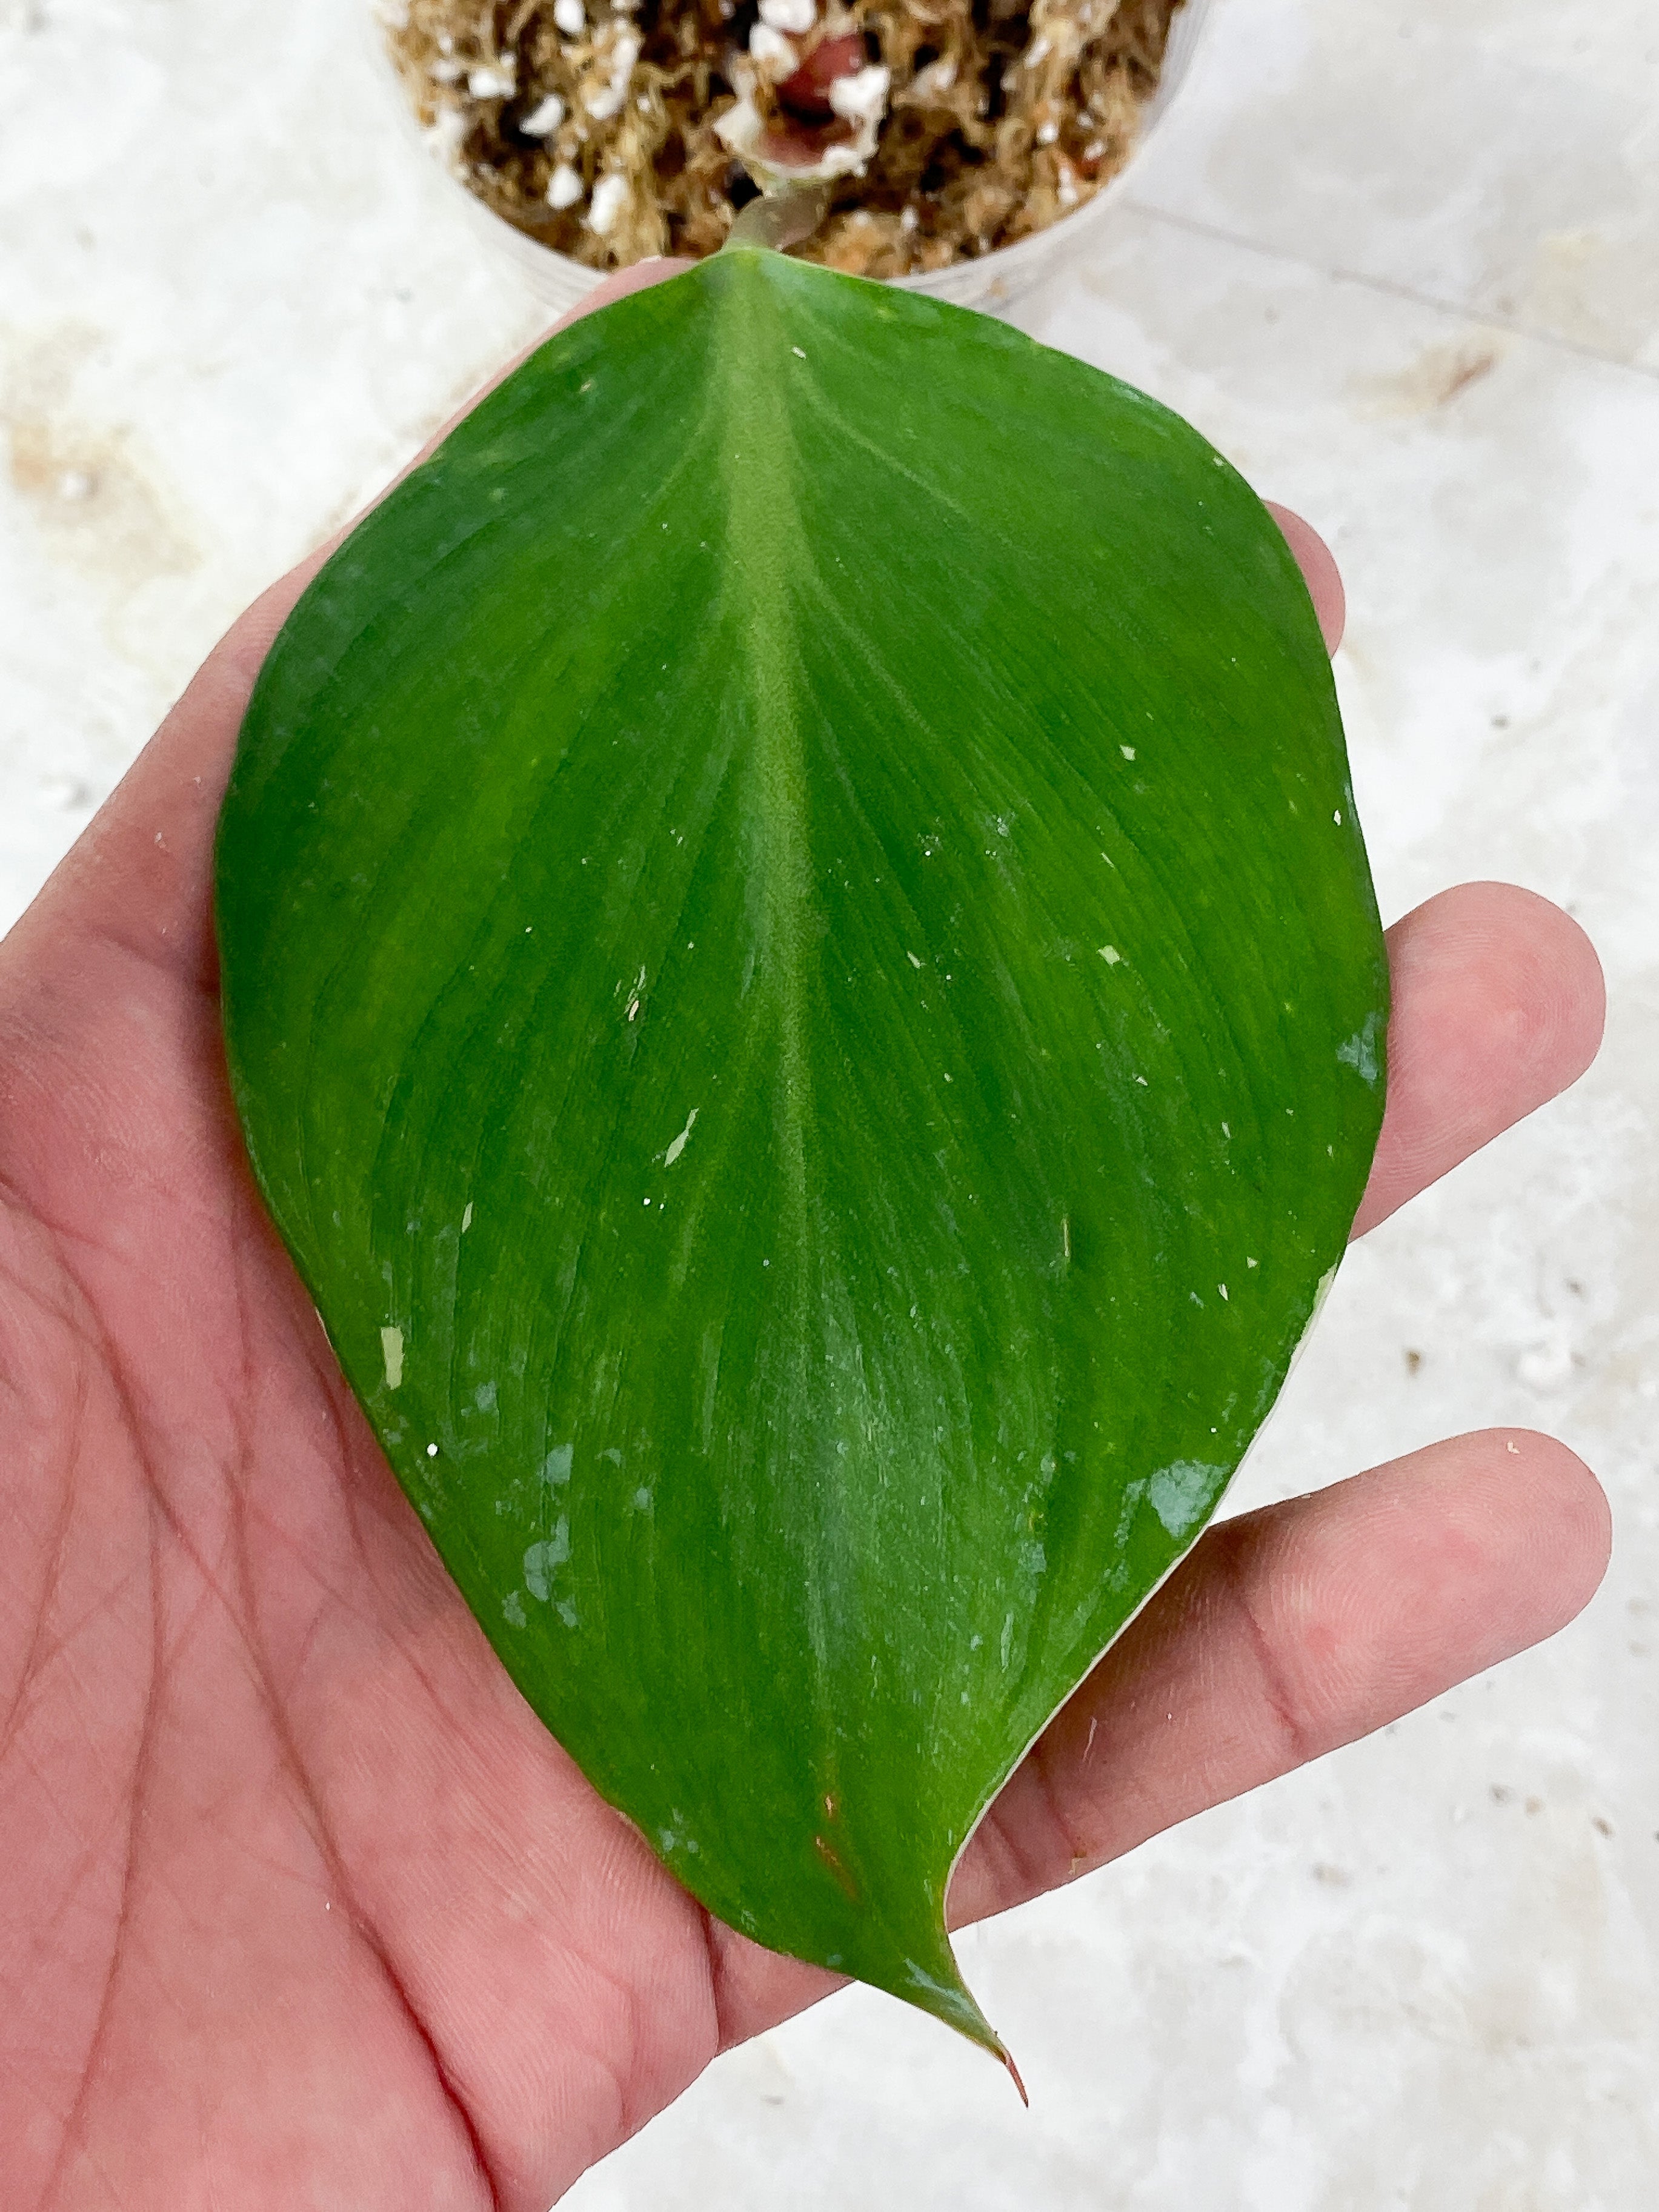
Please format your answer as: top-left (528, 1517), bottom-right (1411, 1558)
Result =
top-left (1, 278), bottom-right (1611, 2211)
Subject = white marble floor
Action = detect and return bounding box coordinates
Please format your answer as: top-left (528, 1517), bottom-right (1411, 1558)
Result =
top-left (2, 0), bottom-right (1655, 2204)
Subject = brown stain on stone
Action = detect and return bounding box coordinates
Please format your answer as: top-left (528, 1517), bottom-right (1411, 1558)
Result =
top-left (5, 325), bottom-right (199, 591)
top-left (1351, 338), bottom-right (1503, 420)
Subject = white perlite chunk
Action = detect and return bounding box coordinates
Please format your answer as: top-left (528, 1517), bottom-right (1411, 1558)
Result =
top-left (520, 91), bottom-right (566, 135)
top-left (467, 61), bottom-right (516, 98)
top-left (584, 29), bottom-right (640, 120)
top-left (424, 105), bottom-right (468, 164)
top-left (829, 64), bottom-right (891, 125)
top-left (713, 95), bottom-right (765, 159)
top-left (910, 55), bottom-right (956, 96)
top-left (758, 0), bottom-right (816, 31)
top-left (748, 22), bottom-right (796, 71)
top-left (553, 0), bottom-right (584, 32)
top-left (547, 161), bottom-right (584, 208)
top-left (588, 171), bottom-right (629, 233)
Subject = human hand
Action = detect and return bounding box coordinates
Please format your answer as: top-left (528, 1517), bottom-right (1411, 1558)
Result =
top-left (0, 264), bottom-right (1609, 2209)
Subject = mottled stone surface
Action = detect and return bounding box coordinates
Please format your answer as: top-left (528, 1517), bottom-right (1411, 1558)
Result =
top-left (2, 0), bottom-right (1654, 2202)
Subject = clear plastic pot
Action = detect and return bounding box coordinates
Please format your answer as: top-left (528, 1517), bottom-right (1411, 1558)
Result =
top-left (370, 0), bottom-right (1211, 318)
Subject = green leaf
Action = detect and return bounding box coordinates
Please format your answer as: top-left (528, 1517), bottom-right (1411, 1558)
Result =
top-left (216, 249), bottom-right (1387, 2060)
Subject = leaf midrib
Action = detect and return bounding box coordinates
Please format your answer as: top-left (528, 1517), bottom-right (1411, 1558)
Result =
top-left (719, 261), bottom-right (817, 1256)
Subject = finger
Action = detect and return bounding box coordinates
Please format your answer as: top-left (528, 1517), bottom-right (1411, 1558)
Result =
top-left (1352, 881), bottom-right (1605, 1239)
top-left (1265, 501), bottom-right (1345, 654)
top-left (948, 1426), bottom-right (1610, 1928)
top-left (0, 261), bottom-right (693, 994)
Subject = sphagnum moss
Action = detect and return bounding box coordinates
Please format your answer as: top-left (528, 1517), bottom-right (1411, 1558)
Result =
top-left (383, 0), bottom-right (1183, 279)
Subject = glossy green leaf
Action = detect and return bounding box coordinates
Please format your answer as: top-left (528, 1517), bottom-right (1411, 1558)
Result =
top-left (216, 248), bottom-right (1387, 2059)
